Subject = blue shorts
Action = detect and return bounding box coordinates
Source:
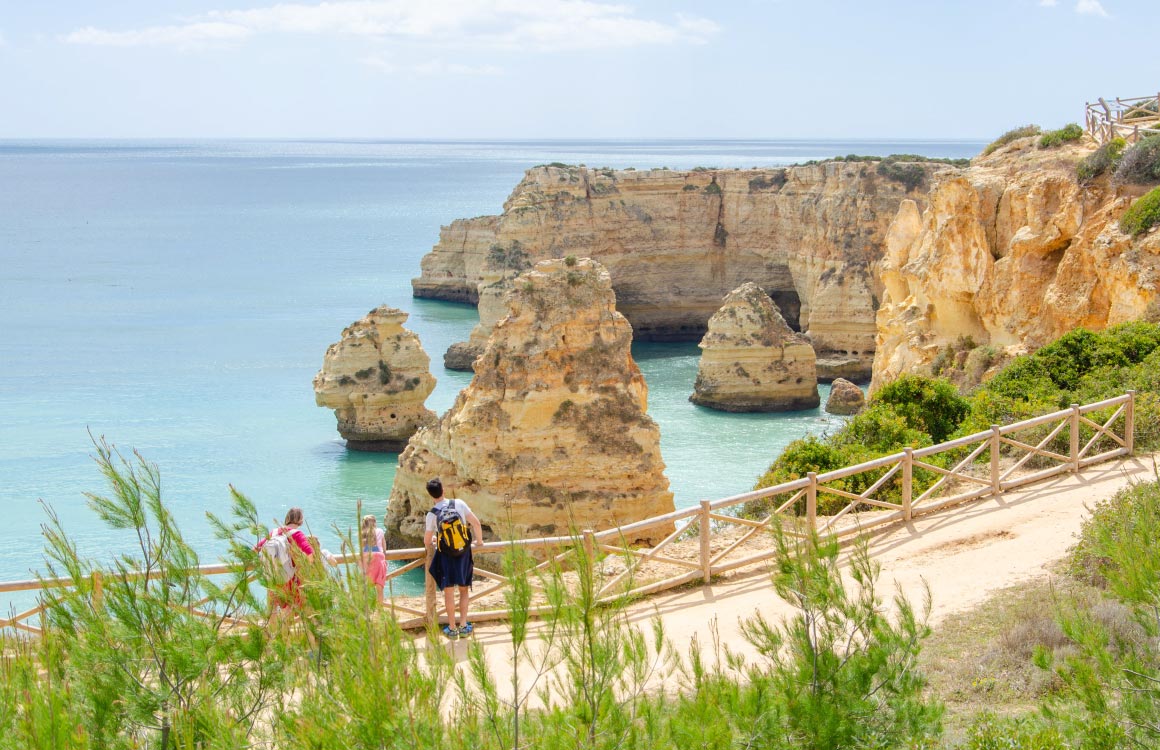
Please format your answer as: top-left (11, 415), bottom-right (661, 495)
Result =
top-left (428, 550), bottom-right (474, 590)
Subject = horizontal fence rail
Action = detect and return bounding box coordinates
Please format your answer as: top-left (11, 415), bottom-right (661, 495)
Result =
top-left (1086, 94), bottom-right (1160, 144)
top-left (1, 392), bottom-right (1138, 636)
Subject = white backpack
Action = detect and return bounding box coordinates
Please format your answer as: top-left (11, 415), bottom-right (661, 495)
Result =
top-left (261, 528), bottom-right (298, 584)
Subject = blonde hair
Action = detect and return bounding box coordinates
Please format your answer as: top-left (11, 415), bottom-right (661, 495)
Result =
top-left (283, 507), bottom-right (304, 526)
top-left (360, 514), bottom-right (378, 548)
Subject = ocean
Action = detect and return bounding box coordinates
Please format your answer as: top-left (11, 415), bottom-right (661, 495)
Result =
top-left (0, 138), bottom-right (984, 611)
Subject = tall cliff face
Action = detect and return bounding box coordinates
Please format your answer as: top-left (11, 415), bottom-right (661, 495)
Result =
top-left (387, 258), bottom-right (675, 546)
top-left (691, 282), bottom-right (819, 412)
top-left (416, 163), bottom-right (947, 380)
top-left (873, 137), bottom-right (1160, 390)
top-left (313, 306), bottom-right (437, 451)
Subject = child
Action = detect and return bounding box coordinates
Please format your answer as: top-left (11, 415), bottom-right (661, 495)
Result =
top-left (359, 514), bottom-right (387, 604)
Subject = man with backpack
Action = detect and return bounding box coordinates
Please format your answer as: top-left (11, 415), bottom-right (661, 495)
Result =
top-left (424, 478), bottom-right (484, 640)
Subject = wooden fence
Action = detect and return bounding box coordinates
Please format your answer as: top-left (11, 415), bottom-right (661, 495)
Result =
top-left (1086, 94), bottom-right (1160, 144)
top-left (1, 392), bottom-right (1136, 636)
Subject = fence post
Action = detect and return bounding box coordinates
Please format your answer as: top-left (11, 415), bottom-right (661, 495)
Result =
top-left (582, 529), bottom-right (595, 566)
top-left (699, 500), bottom-right (712, 585)
top-left (91, 571), bottom-right (104, 611)
top-left (901, 448), bottom-right (914, 521)
top-left (990, 425), bottom-right (1002, 495)
top-left (806, 472), bottom-right (817, 533)
top-left (424, 545), bottom-right (437, 628)
top-left (1070, 404), bottom-right (1081, 472)
top-left (1126, 390), bottom-right (1136, 456)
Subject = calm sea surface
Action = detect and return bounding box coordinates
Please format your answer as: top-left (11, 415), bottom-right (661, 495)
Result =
top-left (0, 139), bottom-right (984, 610)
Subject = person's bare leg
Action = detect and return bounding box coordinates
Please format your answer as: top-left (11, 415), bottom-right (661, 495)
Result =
top-left (443, 587), bottom-right (457, 629)
top-left (375, 583), bottom-right (384, 605)
top-left (457, 585), bottom-right (470, 629)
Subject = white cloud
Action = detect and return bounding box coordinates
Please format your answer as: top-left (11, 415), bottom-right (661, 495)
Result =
top-left (63, 22), bottom-right (251, 50)
top-left (63, 1), bottom-right (719, 52)
top-left (361, 54), bottom-right (502, 76)
top-left (1075, 0), bottom-right (1108, 16)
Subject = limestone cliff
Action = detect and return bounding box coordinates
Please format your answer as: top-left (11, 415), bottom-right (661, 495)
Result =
top-left (691, 282), bottom-right (819, 411)
top-left (387, 258), bottom-right (675, 545)
top-left (417, 162), bottom-right (949, 380)
top-left (873, 136), bottom-right (1160, 390)
top-left (313, 306), bottom-right (436, 451)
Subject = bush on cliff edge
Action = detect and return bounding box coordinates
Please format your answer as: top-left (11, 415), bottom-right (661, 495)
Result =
top-left (1038, 123), bottom-right (1084, 149)
top-left (1120, 186), bottom-right (1160, 237)
top-left (982, 125), bottom-right (1041, 156)
top-left (1114, 135), bottom-right (1160, 185)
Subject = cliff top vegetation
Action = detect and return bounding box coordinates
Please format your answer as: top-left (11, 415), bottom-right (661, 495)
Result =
top-left (754, 322), bottom-right (1160, 516)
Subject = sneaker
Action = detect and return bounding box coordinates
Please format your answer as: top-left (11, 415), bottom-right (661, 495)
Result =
top-left (459, 622), bottom-right (474, 636)
top-left (442, 625), bottom-right (459, 640)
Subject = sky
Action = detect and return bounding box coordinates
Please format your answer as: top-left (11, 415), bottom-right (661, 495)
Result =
top-left (0, 0), bottom-right (1157, 139)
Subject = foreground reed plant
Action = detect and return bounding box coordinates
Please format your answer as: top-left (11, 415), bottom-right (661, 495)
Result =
top-left (5, 438), bottom-right (948, 749)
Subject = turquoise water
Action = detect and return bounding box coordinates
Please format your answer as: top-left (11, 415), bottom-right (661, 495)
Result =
top-left (0, 139), bottom-right (983, 611)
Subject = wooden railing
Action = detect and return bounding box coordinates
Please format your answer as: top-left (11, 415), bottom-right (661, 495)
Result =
top-left (1086, 94), bottom-right (1160, 144)
top-left (1, 392), bottom-right (1137, 636)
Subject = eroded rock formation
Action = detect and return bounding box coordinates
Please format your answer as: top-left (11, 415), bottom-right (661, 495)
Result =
top-left (691, 282), bottom-right (819, 412)
top-left (873, 137), bottom-right (1160, 390)
top-left (387, 258), bottom-right (675, 545)
top-left (313, 306), bottom-right (436, 451)
top-left (443, 242), bottom-right (533, 370)
top-left (825, 378), bottom-right (865, 415)
top-left (417, 163), bottom-right (950, 380)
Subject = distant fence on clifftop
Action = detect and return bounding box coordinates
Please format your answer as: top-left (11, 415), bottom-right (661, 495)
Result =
top-left (1086, 94), bottom-right (1160, 144)
top-left (1, 392), bottom-right (1137, 636)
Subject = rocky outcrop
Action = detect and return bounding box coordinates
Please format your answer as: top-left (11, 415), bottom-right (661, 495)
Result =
top-left (825, 378), bottom-right (865, 415)
top-left (691, 282), bottom-right (819, 412)
top-left (416, 162), bottom-right (951, 379)
top-left (387, 258), bottom-right (675, 545)
top-left (443, 242), bottom-right (534, 370)
top-left (313, 306), bottom-right (436, 451)
top-left (873, 137), bottom-right (1160, 390)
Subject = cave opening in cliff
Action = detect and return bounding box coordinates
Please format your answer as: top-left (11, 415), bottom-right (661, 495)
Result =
top-left (768, 289), bottom-right (802, 332)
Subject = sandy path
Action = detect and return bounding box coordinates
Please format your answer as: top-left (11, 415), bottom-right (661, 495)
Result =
top-left (424, 454), bottom-right (1155, 695)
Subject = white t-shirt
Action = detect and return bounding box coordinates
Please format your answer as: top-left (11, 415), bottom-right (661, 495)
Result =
top-left (425, 498), bottom-right (472, 533)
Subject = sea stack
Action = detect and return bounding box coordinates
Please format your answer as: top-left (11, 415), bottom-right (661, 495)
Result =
top-left (313, 306), bottom-right (436, 451)
top-left (691, 282), bottom-right (820, 412)
top-left (444, 242), bottom-right (533, 371)
top-left (825, 378), bottom-right (865, 415)
top-left (387, 257), bottom-right (675, 545)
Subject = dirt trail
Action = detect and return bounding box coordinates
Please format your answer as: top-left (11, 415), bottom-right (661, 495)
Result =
top-left (424, 454), bottom-right (1155, 693)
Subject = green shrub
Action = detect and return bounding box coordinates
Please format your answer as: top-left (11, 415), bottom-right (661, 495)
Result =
top-left (1120, 186), bottom-right (1160, 236)
top-left (1038, 123), bottom-right (1084, 149)
top-left (1113, 135), bottom-right (1160, 185)
top-left (961, 713), bottom-right (1072, 749)
top-left (873, 374), bottom-right (970, 442)
top-left (834, 402), bottom-right (933, 453)
top-left (1123, 99), bottom-right (1159, 121)
top-left (1076, 137), bottom-right (1126, 182)
top-left (1041, 478), bottom-right (1160, 749)
top-left (681, 183), bottom-right (698, 191)
top-left (703, 181), bottom-right (722, 195)
top-left (983, 125), bottom-right (1041, 156)
top-left (876, 157), bottom-right (928, 192)
top-left (738, 533), bottom-right (943, 749)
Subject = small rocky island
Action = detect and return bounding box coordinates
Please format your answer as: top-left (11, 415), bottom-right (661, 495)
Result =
top-left (691, 282), bottom-right (820, 412)
top-left (313, 306), bottom-right (436, 451)
top-left (386, 257), bottom-right (675, 546)
top-left (825, 378), bottom-right (865, 415)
